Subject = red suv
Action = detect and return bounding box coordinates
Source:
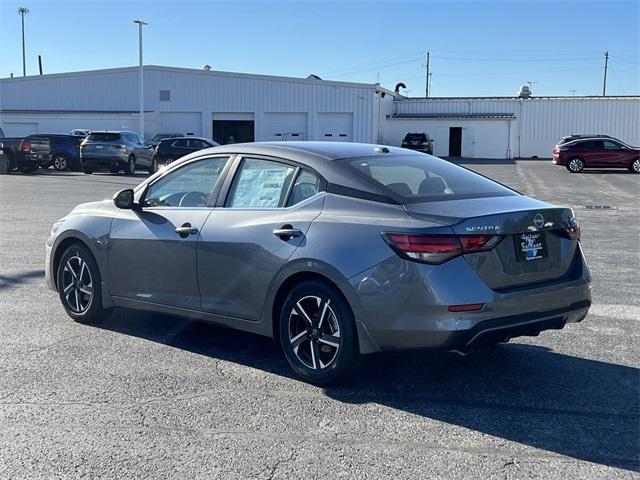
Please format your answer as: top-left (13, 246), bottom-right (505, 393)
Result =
top-left (553, 135), bottom-right (640, 173)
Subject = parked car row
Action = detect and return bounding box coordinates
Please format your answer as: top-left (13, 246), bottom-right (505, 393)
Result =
top-left (0, 128), bottom-right (218, 176)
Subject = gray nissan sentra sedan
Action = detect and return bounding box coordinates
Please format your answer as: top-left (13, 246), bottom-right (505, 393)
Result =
top-left (46, 142), bottom-right (591, 384)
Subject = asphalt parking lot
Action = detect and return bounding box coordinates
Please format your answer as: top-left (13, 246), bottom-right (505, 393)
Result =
top-left (0, 161), bottom-right (638, 479)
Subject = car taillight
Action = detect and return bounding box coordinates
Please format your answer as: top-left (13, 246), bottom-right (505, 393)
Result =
top-left (383, 233), bottom-right (503, 265)
top-left (113, 144), bottom-right (126, 149)
top-left (565, 219), bottom-right (580, 241)
top-left (21, 140), bottom-right (31, 152)
top-left (155, 145), bottom-right (159, 152)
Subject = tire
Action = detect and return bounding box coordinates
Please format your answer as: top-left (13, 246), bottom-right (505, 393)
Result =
top-left (19, 163), bottom-right (39, 174)
top-left (629, 158), bottom-right (640, 174)
top-left (52, 153), bottom-right (69, 171)
top-left (82, 167), bottom-right (93, 174)
top-left (166, 158), bottom-right (174, 165)
top-left (278, 280), bottom-right (363, 385)
top-left (566, 157), bottom-right (584, 173)
top-left (148, 156), bottom-right (158, 175)
top-left (56, 243), bottom-right (113, 324)
top-left (110, 165), bottom-right (120, 174)
top-left (125, 155), bottom-right (136, 176)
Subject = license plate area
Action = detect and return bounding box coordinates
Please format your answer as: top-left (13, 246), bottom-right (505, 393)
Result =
top-left (514, 232), bottom-right (547, 261)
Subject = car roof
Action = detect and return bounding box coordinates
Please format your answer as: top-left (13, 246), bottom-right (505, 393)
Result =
top-left (205, 141), bottom-right (411, 161)
top-left (160, 136), bottom-right (213, 142)
top-left (164, 142), bottom-right (416, 203)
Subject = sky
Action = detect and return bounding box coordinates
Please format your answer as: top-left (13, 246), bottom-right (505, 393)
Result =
top-left (0, 0), bottom-right (638, 97)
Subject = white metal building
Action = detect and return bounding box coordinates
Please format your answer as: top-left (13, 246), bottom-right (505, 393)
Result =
top-left (0, 65), bottom-right (394, 144)
top-left (1, 65), bottom-right (638, 159)
top-left (384, 96), bottom-right (640, 158)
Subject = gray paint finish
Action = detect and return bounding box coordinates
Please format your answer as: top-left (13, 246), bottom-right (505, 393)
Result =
top-left (46, 142), bottom-right (591, 355)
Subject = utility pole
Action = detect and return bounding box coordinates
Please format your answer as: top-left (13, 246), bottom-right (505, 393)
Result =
top-left (133, 20), bottom-right (148, 139)
top-left (602, 51), bottom-right (609, 97)
top-left (18, 7), bottom-right (29, 77)
top-left (425, 51), bottom-right (430, 98)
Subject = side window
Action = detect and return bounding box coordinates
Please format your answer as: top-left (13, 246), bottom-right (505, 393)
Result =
top-left (603, 141), bottom-right (620, 150)
top-left (143, 157), bottom-right (228, 208)
top-left (286, 170), bottom-right (321, 206)
top-left (172, 139), bottom-right (188, 148)
top-left (189, 139), bottom-right (206, 149)
top-left (227, 158), bottom-right (296, 208)
top-left (581, 140), bottom-right (603, 150)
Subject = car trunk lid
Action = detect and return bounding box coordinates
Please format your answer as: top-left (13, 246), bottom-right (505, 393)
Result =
top-left (405, 196), bottom-right (579, 290)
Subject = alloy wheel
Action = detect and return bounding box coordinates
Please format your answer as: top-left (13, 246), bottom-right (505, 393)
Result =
top-left (633, 159), bottom-right (640, 173)
top-left (568, 158), bottom-right (583, 172)
top-left (288, 295), bottom-right (341, 370)
top-left (53, 154), bottom-right (67, 171)
top-left (61, 255), bottom-right (93, 313)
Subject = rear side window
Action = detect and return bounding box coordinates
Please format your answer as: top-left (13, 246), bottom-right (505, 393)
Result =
top-left (227, 158), bottom-right (296, 208)
top-left (344, 155), bottom-right (516, 203)
top-left (603, 141), bottom-right (621, 150)
top-left (287, 170), bottom-right (320, 206)
top-left (172, 139), bottom-right (188, 148)
top-left (579, 140), bottom-right (603, 149)
top-left (87, 133), bottom-right (120, 142)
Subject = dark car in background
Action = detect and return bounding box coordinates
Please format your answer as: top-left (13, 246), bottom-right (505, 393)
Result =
top-left (155, 136), bottom-right (218, 165)
top-left (401, 132), bottom-right (433, 154)
top-left (149, 132), bottom-right (184, 148)
top-left (36, 134), bottom-right (83, 171)
top-left (553, 135), bottom-right (640, 173)
top-left (80, 131), bottom-right (158, 175)
top-left (0, 134), bottom-right (51, 173)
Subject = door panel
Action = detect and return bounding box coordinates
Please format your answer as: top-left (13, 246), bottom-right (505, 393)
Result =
top-left (197, 195), bottom-right (325, 320)
top-left (109, 208), bottom-right (212, 309)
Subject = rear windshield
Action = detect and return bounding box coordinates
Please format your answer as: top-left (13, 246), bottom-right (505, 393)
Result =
top-left (86, 133), bottom-right (121, 142)
top-left (344, 155), bottom-right (517, 203)
top-left (405, 133), bottom-right (428, 141)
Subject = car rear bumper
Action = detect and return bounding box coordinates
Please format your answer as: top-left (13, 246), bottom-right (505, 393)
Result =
top-left (82, 155), bottom-right (127, 170)
top-left (349, 245), bottom-right (592, 352)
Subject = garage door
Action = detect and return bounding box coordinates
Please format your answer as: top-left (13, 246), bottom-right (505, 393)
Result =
top-left (2, 122), bottom-right (38, 137)
top-left (318, 113), bottom-right (353, 142)
top-left (159, 112), bottom-right (202, 136)
top-left (264, 113), bottom-right (308, 141)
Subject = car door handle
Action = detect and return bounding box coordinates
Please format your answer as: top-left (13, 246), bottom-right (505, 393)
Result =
top-left (175, 223), bottom-right (199, 237)
top-left (273, 226), bottom-right (303, 240)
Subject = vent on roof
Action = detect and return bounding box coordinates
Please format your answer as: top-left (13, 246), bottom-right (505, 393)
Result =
top-left (159, 90), bottom-right (170, 101)
top-left (307, 74), bottom-right (322, 80)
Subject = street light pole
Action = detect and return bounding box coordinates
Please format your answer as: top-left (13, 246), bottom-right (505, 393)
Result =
top-left (18, 7), bottom-right (29, 77)
top-left (133, 20), bottom-right (148, 139)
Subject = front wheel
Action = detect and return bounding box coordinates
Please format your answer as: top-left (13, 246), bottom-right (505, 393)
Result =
top-left (279, 281), bottom-right (363, 385)
top-left (566, 157), bottom-right (584, 173)
top-left (629, 158), bottom-right (640, 173)
top-left (56, 243), bottom-right (112, 323)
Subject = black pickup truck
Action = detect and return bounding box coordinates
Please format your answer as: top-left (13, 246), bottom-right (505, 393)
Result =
top-left (0, 134), bottom-right (51, 173)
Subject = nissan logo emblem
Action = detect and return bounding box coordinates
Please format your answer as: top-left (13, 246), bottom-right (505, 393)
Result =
top-left (533, 213), bottom-right (545, 229)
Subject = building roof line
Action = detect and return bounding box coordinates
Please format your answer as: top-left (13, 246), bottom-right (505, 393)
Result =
top-left (0, 64), bottom-right (396, 94)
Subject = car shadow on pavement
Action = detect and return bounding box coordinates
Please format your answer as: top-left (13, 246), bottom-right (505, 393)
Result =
top-left (0, 269), bottom-right (44, 290)
top-left (97, 310), bottom-right (639, 472)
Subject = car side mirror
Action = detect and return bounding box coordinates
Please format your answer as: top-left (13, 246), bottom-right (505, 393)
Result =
top-left (113, 188), bottom-right (136, 209)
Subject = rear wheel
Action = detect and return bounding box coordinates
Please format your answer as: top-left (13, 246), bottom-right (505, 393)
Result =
top-left (52, 153), bottom-right (69, 171)
top-left (148, 156), bottom-right (158, 174)
top-left (629, 158), bottom-right (640, 173)
top-left (279, 280), bottom-right (362, 385)
top-left (56, 243), bottom-right (112, 324)
top-left (82, 167), bottom-right (93, 174)
top-left (566, 157), bottom-right (584, 173)
top-left (125, 155), bottom-right (136, 176)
